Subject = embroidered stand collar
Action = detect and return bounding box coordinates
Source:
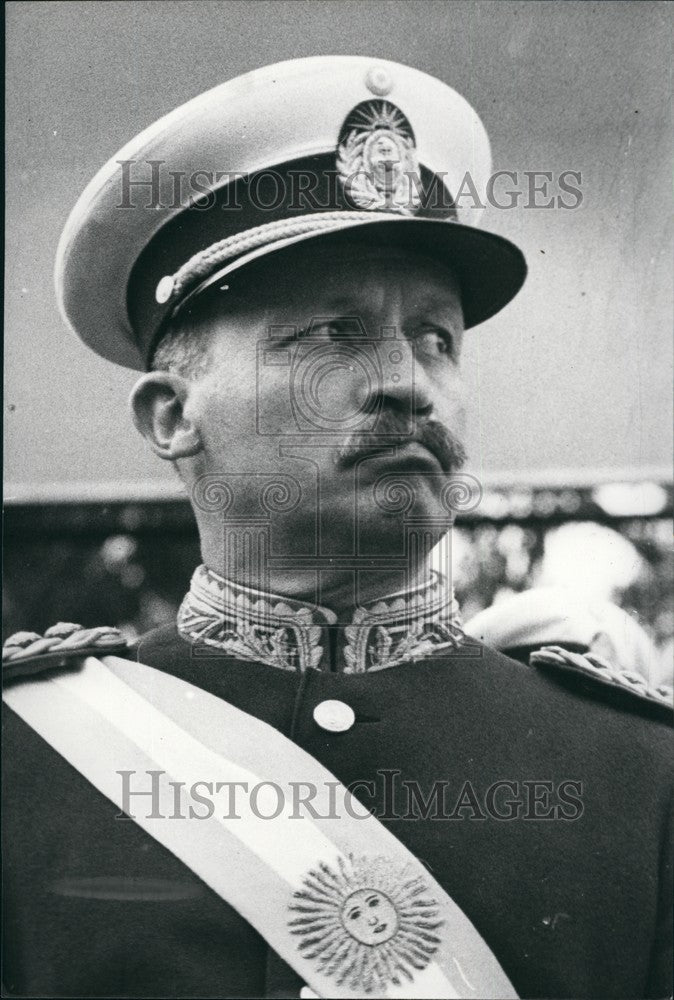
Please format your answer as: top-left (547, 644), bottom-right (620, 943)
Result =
top-left (177, 566), bottom-right (464, 673)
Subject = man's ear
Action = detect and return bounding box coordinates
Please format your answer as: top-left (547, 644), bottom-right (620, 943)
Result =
top-left (129, 372), bottom-right (203, 460)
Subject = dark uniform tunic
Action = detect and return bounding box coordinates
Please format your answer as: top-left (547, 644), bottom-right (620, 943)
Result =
top-left (3, 623), bottom-right (672, 999)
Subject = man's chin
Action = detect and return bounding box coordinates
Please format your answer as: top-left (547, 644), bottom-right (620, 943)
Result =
top-left (358, 473), bottom-right (454, 534)
top-left (355, 501), bottom-right (450, 559)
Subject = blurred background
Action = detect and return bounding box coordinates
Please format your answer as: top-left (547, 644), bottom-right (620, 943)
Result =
top-left (4, 1), bottom-right (672, 681)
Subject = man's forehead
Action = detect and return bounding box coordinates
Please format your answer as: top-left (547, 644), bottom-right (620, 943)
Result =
top-left (180, 239), bottom-right (465, 336)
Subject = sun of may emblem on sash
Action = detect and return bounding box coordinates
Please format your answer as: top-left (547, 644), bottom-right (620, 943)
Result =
top-left (288, 853), bottom-right (444, 993)
top-left (336, 100), bottom-right (423, 216)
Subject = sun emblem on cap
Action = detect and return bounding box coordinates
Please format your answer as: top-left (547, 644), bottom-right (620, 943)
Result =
top-left (288, 854), bottom-right (444, 993)
top-left (337, 100), bottom-right (422, 216)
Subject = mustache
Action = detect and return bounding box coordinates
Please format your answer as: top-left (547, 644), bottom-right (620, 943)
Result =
top-left (337, 412), bottom-right (467, 474)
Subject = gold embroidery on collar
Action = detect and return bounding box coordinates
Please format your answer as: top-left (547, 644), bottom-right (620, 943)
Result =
top-left (177, 566), bottom-right (463, 672)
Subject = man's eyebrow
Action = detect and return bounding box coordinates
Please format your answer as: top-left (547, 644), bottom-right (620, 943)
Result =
top-left (413, 290), bottom-right (463, 309)
top-left (317, 297), bottom-right (364, 312)
top-left (313, 294), bottom-right (460, 313)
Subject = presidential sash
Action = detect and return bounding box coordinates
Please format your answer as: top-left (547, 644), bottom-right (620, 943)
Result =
top-left (4, 656), bottom-right (517, 999)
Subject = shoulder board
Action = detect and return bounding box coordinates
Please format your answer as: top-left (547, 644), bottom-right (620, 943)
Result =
top-left (2, 622), bottom-right (130, 683)
top-left (530, 645), bottom-right (673, 717)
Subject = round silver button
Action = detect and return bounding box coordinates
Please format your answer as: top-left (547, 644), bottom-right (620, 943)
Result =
top-left (365, 65), bottom-right (393, 97)
top-left (155, 275), bottom-right (175, 304)
top-left (313, 699), bottom-right (355, 733)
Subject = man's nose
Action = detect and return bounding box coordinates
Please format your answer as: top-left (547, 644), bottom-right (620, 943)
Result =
top-left (357, 336), bottom-right (434, 423)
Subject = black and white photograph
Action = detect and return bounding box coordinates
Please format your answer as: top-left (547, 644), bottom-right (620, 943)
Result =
top-left (3, 2), bottom-right (672, 998)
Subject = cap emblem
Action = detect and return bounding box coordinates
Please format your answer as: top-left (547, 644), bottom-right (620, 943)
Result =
top-left (336, 100), bottom-right (422, 216)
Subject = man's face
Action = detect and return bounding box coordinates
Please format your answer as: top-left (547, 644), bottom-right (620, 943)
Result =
top-left (186, 243), bottom-right (466, 554)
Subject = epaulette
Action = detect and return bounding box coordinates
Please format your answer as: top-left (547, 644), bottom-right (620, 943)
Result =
top-left (530, 645), bottom-right (673, 719)
top-left (2, 623), bottom-right (130, 682)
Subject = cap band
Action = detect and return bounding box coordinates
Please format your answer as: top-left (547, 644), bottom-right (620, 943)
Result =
top-left (159, 210), bottom-right (400, 310)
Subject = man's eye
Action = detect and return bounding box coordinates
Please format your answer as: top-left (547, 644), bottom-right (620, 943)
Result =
top-left (413, 328), bottom-right (455, 359)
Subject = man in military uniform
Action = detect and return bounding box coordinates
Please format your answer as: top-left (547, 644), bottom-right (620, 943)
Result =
top-left (3, 57), bottom-right (672, 999)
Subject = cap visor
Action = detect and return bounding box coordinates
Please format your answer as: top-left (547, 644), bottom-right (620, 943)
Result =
top-left (178, 216), bottom-right (527, 332)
